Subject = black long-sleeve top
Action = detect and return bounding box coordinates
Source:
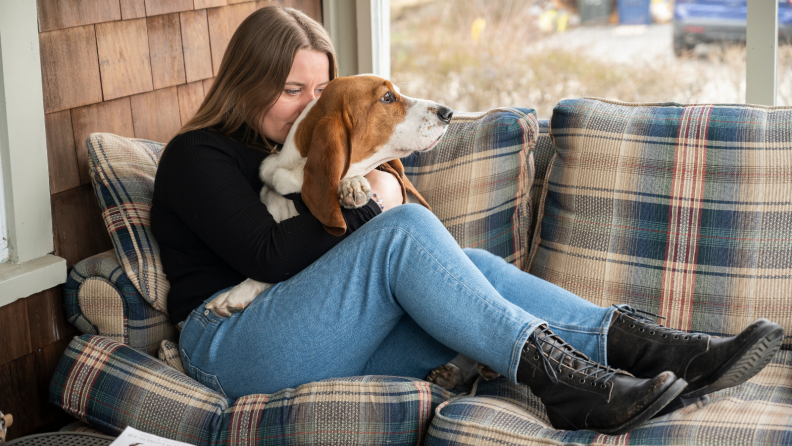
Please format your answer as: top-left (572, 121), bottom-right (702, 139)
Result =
top-left (151, 127), bottom-right (382, 324)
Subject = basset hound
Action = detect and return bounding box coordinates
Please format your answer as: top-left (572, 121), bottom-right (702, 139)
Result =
top-left (206, 75), bottom-right (451, 316)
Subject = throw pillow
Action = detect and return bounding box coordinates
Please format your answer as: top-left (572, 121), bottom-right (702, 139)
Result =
top-left (402, 108), bottom-right (538, 270)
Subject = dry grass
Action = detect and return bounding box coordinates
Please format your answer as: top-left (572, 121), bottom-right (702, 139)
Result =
top-left (390, 0), bottom-right (760, 117)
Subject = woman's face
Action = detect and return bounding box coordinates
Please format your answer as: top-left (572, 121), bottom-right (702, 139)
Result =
top-left (259, 49), bottom-right (330, 144)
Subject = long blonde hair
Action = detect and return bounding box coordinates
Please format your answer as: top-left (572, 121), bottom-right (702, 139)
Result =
top-left (172, 6), bottom-right (338, 153)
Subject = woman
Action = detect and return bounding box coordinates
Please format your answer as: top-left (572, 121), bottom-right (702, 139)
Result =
top-left (151, 5), bottom-right (783, 434)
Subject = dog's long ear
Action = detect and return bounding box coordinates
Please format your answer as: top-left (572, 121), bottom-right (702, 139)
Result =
top-left (387, 159), bottom-right (432, 210)
top-left (302, 115), bottom-right (350, 236)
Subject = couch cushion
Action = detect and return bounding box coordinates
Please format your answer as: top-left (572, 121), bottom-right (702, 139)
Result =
top-left (88, 133), bottom-right (169, 314)
top-left (530, 99), bottom-right (792, 346)
top-left (529, 119), bottom-right (553, 244)
top-left (51, 335), bottom-right (461, 446)
top-left (425, 351), bottom-right (792, 445)
top-left (403, 108), bottom-right (538, 270)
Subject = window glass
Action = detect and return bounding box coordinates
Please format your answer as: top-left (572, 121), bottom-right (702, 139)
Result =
top-left (778, 0), bottom-right (792, 105)
top-left (391, 0), bottom-right (747, 118)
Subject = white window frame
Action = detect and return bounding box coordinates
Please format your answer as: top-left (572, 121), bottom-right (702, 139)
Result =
top-left (0, 1), bottom-right (67, 308)
top-left (746, 1), bottom-right (779, 105)
top-left (322, 0), bottom-right (390, 78)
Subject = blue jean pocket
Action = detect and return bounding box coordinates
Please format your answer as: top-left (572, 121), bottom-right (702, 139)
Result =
top-left (180, 348), bottom-right (229, 399)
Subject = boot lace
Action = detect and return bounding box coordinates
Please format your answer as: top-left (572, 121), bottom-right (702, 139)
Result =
top-left (612, 304), bottom-right (703, 341)
top-left (528, 325), bottom-right (620, 386)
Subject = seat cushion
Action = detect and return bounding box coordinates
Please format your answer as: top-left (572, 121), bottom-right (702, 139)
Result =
top-left (88, 133), bottom-right (169, 314)
top-left (530, 99), bottom-right (792, 345)
top-left (425, 351), bottom-right (792, 445)
top-left (402, 108), bottom-right (538, 270)
top-left (51, 335), bottom-right (461, 446)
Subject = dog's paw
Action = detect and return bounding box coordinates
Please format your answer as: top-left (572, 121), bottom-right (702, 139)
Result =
top-left (206, 279), bottom-right (272, 317)
top-left (476, 363), bottom-right (501, 381)
top-left (337, 175), bottom-right (372, 209)
top-left (425, 363), bottom-right (464, 390)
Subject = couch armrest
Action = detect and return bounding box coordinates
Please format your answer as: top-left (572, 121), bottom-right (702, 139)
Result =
top-left (64, 250), bottom-right (177, 356)
top-left (51, 335), bottom-right (228, 446)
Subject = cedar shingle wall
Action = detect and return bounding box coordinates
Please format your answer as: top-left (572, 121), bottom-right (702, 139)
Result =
top-left (0, 0), bottom-right (321, 440)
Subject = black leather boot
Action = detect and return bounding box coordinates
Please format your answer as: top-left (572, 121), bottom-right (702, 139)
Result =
top-left (607, 304), bottom-right (784, 398)
top-left (517, 325), bottom-right (687, 434)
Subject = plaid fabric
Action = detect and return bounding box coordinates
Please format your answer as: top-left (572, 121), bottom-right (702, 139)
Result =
top-left (60, 421), bottom-right (114, 436)
top-left (64, 250), bottom-right (176, 356)
top-left (219, 376), bottom-right (457, 446)
top-left (51, 335), bottom-right (461, 446)
top-left (425, 350), bottom-right (792, 446)
top-left (402, 108), bottom-right (537, 270)
top-left (88, 133), bottom-right (169, 314)
top-left (529, 119), bottom-right (553, 245)
top-left (159, 340), bottom-right (185, 374)
top-left (51, 335), bottom-right (229, 446)
top-left (530, 99), bottom-right (792, 346)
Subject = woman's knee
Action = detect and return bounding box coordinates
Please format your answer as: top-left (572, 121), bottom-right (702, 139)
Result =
top-left (383, 203), bottom-right (441, 228)
top-left (464, 247), bottom-right (505, 267)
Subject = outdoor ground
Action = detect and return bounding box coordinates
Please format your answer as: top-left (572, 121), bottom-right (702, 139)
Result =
top-left (391, 0), bottom-right (792, 118)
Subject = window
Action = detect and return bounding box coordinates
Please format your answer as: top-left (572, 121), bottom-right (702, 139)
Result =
top-left (0, 1), bottom-right (67, 307)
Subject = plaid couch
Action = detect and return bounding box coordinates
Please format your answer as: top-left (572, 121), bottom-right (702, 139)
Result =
top-left (50, 108), bottom-right (538, 445)
top-left (51, 99), bottom-right (792, 445)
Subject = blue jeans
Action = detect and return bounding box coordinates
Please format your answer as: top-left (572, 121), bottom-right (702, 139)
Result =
top-left (178, 204), bottom-right (617, 399)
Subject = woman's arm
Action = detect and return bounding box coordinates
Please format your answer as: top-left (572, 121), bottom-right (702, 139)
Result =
top-left (365, 168), bottom-right (404, 211)
top-left (156, 139), bottom-right (381, 284)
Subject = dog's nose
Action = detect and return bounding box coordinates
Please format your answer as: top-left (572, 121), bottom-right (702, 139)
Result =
top-left (436, 106), bottom-right (453, 124)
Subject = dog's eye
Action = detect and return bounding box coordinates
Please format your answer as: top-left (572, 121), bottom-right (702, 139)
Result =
top-left (381, 92), bottom-right (394, 103)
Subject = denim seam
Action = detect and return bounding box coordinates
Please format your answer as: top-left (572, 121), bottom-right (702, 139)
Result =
top-left (547, 324), bottom-right (603, 335)
top-left (509, 318), bottom-right (544, 383)
top-left (598, 305), bottom-right (619, 366)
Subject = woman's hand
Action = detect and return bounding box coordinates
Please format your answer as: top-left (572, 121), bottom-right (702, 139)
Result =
top-left (365, 169), bottom-right (403, 211)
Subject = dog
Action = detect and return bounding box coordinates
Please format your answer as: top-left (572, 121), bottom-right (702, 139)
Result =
top-left (206, 75), bottom-right (449, 315)
top-left (205, 75), bottom-right (497, 390)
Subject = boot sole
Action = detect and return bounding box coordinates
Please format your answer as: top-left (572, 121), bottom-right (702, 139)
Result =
top-left (598, 378), bottom-right (688, 435)
top-left (681, 322), bottom-right (784, 399)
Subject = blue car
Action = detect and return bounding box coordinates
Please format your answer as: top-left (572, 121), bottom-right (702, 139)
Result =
top-left (673, 0), bottom-right (792, 56)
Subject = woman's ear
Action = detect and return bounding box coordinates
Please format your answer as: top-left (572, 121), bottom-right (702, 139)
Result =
top-left (302, 115), bottom-right (350, 236)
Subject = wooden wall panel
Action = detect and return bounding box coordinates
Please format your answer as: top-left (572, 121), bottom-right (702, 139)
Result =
top-left (37, 0), bottom-right (121, 32)
top-left (51, 185), bottom-right (108, 269)
top-left (145, 0), bottom-right (194, 16)
top-left (96, 19), bottom-right (154, 101)
top-left (44, 111), bottom-right (81, 195)
top-left (120, 0), bottom-right (147, 19)
top-left (203, 77), bottom-right (216, 94)
top-left (131, 87), bottom-right (182, 143)
top-left (0, 338), bottom-right (76, 442)
top-left (71, 98), bottom-right (136, 185)
top-left (39, 26), bottom-right (103, 114)
top-left (0, 300), bottom-right (31, 366)
top-left (147, 14), bottom-right (187, 89)
top-left (177, 82), bottom-right (206, 125)
top-left (195, 0), bottom-right (229, 8)
top-left (25, 288), bottom-right (77, 352)
top-left (180, 10), bottom-right (214, 83)
top-left (207, 3), bottom-right (258, 75)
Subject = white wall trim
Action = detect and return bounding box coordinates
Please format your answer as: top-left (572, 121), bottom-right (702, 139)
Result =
top-left (323, 0), bottom-right (390, 78)
top-left (746, 0), bottom-right (778, 105)
top-left (0, 1), bottom-right (67, 305)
